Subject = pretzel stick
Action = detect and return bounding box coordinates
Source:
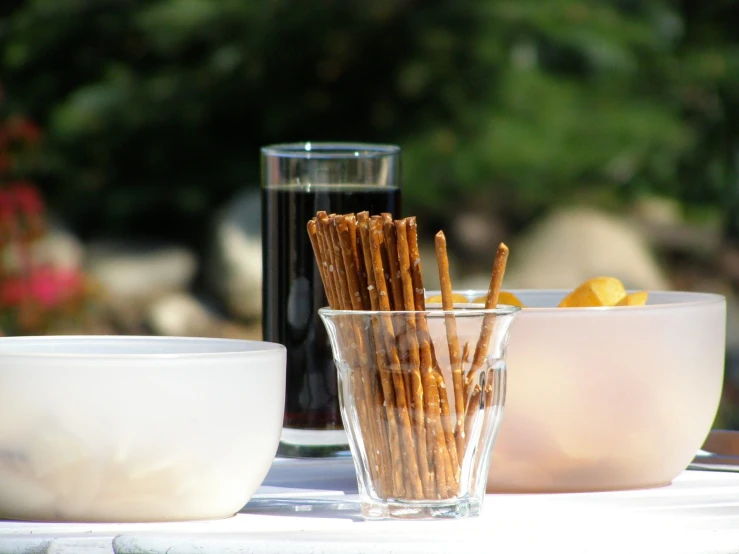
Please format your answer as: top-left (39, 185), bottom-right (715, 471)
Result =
top-left (434, 361), bottom-right (459, 493)
top-left (382, 214), bottom-right (405, 312)
top-left (358, 212), bottom-right (405, 498)
top-left (434, 400), bottom-right (455, 498)
top-left (463, 384), bottom-right (483, 452)
top-left (327, 216), bottom-right (373, 458)
top-left (371, 214), bottom-right (413, 490)
top-left (405, 218), bottom-right (439, 493)
top-left (349, 216), bottom-right (392, 497)
top-left (406, 217), bottom-right (457, 497)
top-left (368, 216), bottom-right (424, 500)
top-left (381, 215), bottom-right (412, 414)
top-left (395, 218), bottom-right (432, 498)
top-left (315, 212), bottom-right (341, 310)
top-left (374, 217), bottom-right (396, 310)
top-left (434, 231), bottom-right (465, 457)
top-left (464, 243), bottom-right (509, 448)
top-left (348, 215), bottom-right (371, 311)
top-left (439, 416), bottom-right (454, 497)
top-left (334, 215), bottom-right (387, 494)
top-left (470, 243), bottom-right (509, 373)
top-left (405, 217), bottom-right (426, 319)
top-left (433, 412), bottom-right (448, 497)
top-left (327, 219), bottom-right (354, 313)
top-left (307, 218), bottom-right (336, 309)
top-left (462, 341), bottom-right (471, 364)
top-left (347, 216), bottom-right (389, 484)
top-left (336, 216), bottom-right (365, 312)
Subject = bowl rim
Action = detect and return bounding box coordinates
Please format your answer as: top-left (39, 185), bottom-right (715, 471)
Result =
top-left (424, 289), bottom-right (726, 313)
top-left (0, 335), bottom-right (286, 359)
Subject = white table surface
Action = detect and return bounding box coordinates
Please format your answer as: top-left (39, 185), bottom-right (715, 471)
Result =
top-left (1, 457), bottom-right (739, 554)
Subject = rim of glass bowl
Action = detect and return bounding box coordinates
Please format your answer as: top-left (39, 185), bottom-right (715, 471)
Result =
top-left (261, 142), bottom-right (400, 159)
top-left (424, 289), bottom-right (725, 313)
top-left (0, 335), bottom-right (286, 359)
top-left (318, 305), bottom-right (520, 318)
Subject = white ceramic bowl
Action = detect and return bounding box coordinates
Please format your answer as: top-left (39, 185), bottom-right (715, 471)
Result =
top-left (483, 290), bottom-right (726, 492)
top-left (0, 336), bottom-right (285, 522)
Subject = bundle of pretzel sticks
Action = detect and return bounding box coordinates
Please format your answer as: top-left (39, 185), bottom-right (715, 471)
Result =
top-left (307, 210), bottom-right (509, 501)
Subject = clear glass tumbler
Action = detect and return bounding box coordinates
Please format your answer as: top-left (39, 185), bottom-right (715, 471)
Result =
top-left (261, 143), bottom-right (401, 457)
top-left (319, 305), bottom-right (518, 519)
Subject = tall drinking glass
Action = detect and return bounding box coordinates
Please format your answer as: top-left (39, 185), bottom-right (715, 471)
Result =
top-left (261, 143), bottom-right (401, 457)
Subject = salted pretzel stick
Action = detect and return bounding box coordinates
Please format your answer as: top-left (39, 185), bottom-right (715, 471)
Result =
top-left (348, 215), bottom-right (392, 496)
top-left (462, 341), bottom-right (475, 399)
top-left (347, 216), bottom-right (371, 311)
top-left (382, 214), bottom-right (405, 312)
top-left (434, 371), bottom-right (458, 497)
top-left (374, 217), bottom-right (396, 310)
top-left (358, 212), bottom-right (404, 498)
top-left (315, 213), bottom-right (341, 309)
top-left (395, 218), bottom-right (432, 498)
top-left (327, 217), bottom-right (373, 463)
top-left (433, 410), bottom-right (448, 497)
top-left (334, 215), bottom-right (387, 494)
top-left (406, 217), bottom-right (457, 496)
top-left (327, 218), bottom-right (354, 312)
top-left (316, 212), bottom-right (341, 310)
top-left (462, 341), bottom-right (471, 364)
top-left (336, 216), bottom-right (365, 312)
top-left (470, 243), bottom-right (509, 373)
top-left (307, 219), bottom-right (336, 309)
top-left (368, 216), bottom-right (424, 500)
top-left (463, 383), bottom-right (483, 451)
top-left (464, 243), bottom-right (509, 448)
top-left (381, 214), bottom-right (410, 404)
top-left (381, 214), bottom-right (412, 412)
top-left (434, 231), bottom-right (465, 457)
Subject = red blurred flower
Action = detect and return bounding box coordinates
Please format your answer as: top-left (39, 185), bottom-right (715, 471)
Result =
top-left (0, 189), bottom-right (18, 239)
top-left (0, 267), bottom-right (86, 309)
top-left (0, 276), bottom-right (26, 306)
top-left (8, 182), bottom-right (44, 215)
top-left (34, 267), bottom-right (84, 308)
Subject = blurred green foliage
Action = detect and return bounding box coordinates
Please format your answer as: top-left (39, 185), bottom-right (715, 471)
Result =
top-left (1, 0), bottom-right (738, 245)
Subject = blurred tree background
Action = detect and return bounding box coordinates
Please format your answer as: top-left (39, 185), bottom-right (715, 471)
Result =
top-left (1, 0), bottom-right (737, 246)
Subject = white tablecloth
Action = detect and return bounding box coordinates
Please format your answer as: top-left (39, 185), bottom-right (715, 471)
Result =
top-left (1, 457), bottom-right (739, 554)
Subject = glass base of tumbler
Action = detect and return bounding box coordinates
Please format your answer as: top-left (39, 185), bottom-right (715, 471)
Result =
top-left (360, 497), bottom-right (481, 520)
top-left (277, 427), bottom-right (351, 458)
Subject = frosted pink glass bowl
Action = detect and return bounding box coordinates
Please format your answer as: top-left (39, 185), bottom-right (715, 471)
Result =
top-left (485, 290), bottom-right (726, 492)
top-left (428, 290), bottom-right (726, 493)
top-left (0, 336), bottom-right (286, 522)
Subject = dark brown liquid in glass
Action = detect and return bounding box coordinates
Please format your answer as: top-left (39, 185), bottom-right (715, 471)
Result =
top-left (262, 185), bottom-right (401, 430)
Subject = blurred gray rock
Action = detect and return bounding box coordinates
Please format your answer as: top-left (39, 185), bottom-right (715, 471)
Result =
top-left (148, 292), bottom-right (261, 340)
top-left (30, 222), bottom-right (84, 270)
top-left (450, 211), bottom-right (506, 262)
top-left (630, 196), bottom-right (683, 227)
top-left (206, 190), bottom-right (262, 320)
top-left (148, 293), bottom-right (217, 337)
top-left (630, 197), bottom-right (720, 259)
top-left (460, 207), bottom-right (669, 291)
top-left (85, 240), bottom-right (198, 302)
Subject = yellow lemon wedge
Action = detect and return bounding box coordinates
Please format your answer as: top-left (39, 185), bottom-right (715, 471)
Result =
top-left (558, 277), bottom-right (627, 308)
top-left (426, 293), bottom-right (470, 304)
top-left (616, 291), bottom-right (648, 306)
top-left (471, 291), bottom-right (524, 308)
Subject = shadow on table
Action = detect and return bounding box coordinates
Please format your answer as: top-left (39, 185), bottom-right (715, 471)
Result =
top-left (240, 497), bottom-right (364, 522)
